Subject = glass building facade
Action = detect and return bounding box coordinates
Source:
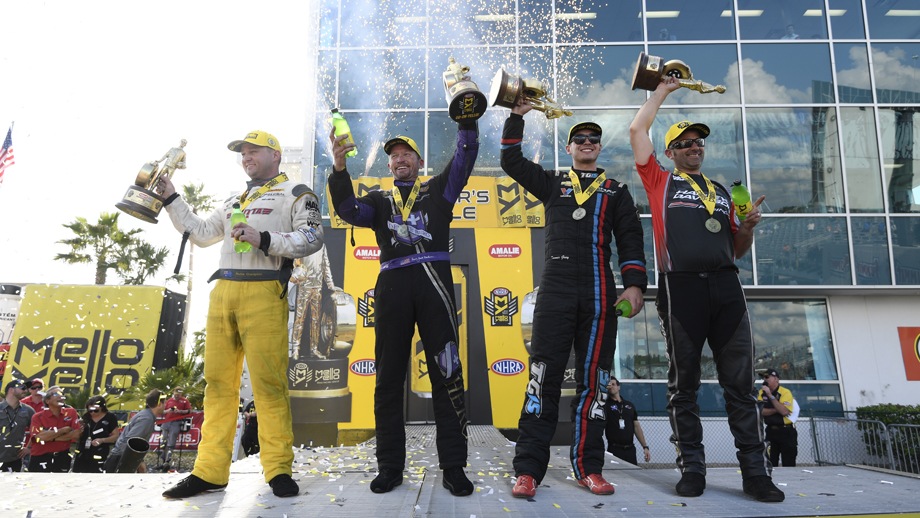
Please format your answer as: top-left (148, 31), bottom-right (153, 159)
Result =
top-left (307, 0), bottom-right (920, 416)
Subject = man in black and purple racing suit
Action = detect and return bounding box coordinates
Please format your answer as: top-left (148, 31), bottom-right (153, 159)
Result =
top-left (328, 120), bottom-right (479, 497)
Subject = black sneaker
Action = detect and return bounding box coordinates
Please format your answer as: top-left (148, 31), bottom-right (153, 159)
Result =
top-left (442, 467), bottom-right (474, 497)
top-left (675, 472), bottom-right (706, 497)
top-left (370, 468), bottom-right (403, 493)
top-left (269, 474), bottom-right (299, 497)
top-left (743, 475), bottom-right (785, 502)
top-left (162, 474), bottom-right (227, 499)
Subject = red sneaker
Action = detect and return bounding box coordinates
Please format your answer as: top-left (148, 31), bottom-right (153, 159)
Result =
top-left (512, 474), bottom-right (537, 498)
top-left (577, 473), bottom-right (615, 495)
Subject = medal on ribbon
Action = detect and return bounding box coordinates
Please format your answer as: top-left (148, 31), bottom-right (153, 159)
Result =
top-left (392, 179), bottom-right (422, 234)
top-left (567, 169), bottom-right (606, 220)
top-left (676, 169), bottom-right (720, 233)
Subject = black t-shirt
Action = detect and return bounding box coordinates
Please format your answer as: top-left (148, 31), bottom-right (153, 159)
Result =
top-left (77, 412), bottom-right (119, 457)
top-left (604, 397), bottom-right (639, 449)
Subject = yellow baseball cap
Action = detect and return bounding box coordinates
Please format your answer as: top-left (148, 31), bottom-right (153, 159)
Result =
top-left (227, 130), bottom-right (281, 152)
top-left (383, 135), bottom-right (421, 157)
top-left (664, 120), bottom-right (710, 149)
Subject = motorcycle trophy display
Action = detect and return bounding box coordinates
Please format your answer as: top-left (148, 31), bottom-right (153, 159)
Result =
top-left (443, 57), bottom-right (487, 122)
top-left (115, 139), bottom-right (187, 223)
top-left (488, 68), bottom-right (573, 119)
top-left (631, 51), bottom-right (726, 94)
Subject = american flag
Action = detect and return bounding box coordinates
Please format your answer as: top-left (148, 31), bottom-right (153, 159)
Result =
top-left (0, 126), bottom-right (13, 184)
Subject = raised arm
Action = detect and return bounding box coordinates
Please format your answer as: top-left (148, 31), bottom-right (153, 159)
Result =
top-left (629, 77), bottom-right (681, 165)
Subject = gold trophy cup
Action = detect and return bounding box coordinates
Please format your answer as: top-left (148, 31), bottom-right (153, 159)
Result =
top-left (443, 57), bottom-right (487, 122)
top-left (631, 52), bottom-right (726, 94)
top-left (488, 68), bottom-right (573, 119)
top-left (115, 140), bottom-right (187, 224)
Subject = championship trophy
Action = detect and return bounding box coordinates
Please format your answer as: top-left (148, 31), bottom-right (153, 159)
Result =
top-left (631, 52), bottom-right (726, 94)
top-left (489, 68), bottom-right (573, 119)
top-left (443, 57), bottom-right (487, 122)
top-left (115, 139), bottom-right (187, 224)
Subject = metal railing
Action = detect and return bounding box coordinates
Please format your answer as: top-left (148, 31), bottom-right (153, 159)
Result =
top-left (811, 417), bottom-right (920, 476)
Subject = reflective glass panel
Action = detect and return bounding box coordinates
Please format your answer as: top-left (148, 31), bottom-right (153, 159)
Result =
top-left (750, 300), bottom-right (838, 380)
top-left (555, 45), bottom-right (647, 107)
top-left (606, 218), bottom-right (656, 289)
top-left (871, 44), bottom-right (920, 100)
top-left (866, 3), bottom-right (920, 39)
top-left (339, 0), bottom-right (426, 48)
top-left (644, 0), bottom-right (736, 41)
top-left (746, 108), bottom-right (844, 214)
top-left (648, 44), bottom-right (741, 105)
top-left (840, 107), bottom-right (884, 213)
top-left (316, 51), bottom-right (338, 110)
top-left (879, 108), bottom-right (920, 214)
top-left (754, 217), bottom-right (851, 285)
top-left (737, 0), bottom-right (829, 40)
top-left (318, 0), bottom-right (338, 48)
top-left (614, 297), bottom-right (668, 380)
top-left (624, 382), bottom-right (843, 416)
top-left (834, 43), bottom-right (872, 103)
top-left (430, 1), bottom-right (516, 46)
top-left (741, 44), bottom-right (834, 103)
top-left (556, 0), bottom-right (642, 43)
top-left (892, 217), bottom-right (920, 285)
top-left (851, 217), bottom-right (893, 285)
top-left (337, 49), bottom-right (426, 110)
top-left (519, 0), bottom-right (553, 44)
top-left (828, 0), bottom-right (866, 39)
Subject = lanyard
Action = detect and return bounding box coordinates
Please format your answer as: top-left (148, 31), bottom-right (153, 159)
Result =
top-left (567, 169), bottom-right (606, 206)
top-left (392, 178), bottom-right (422, 221)
top-left (676, 169), bottom-right (716, 217)
top-left (239, 173), bottom-right (289, 210)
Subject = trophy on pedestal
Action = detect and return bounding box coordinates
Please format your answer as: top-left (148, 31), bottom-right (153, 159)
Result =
top-left (631, 52), bottom-right (726, 94)
top-left (489, 68), bottom-right (573, 119)
top-left (443, 57), bottom-right (487, 122)
top-left (115, 140), bottom-right (187, 223)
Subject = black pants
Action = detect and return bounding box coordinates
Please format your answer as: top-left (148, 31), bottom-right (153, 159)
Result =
top-left (0, 459), bottom-right (23, 472)
top-left (608, 444), bottom-right (637, 465)
top-left (72, 448), bottom-right (108, 473)
top-left (28, 451), bottom-right (72, 473)
top-left (766, 425), bottom-right (798, 467)
top-left (373, 262), bottom-right (468, 471)
top-left (658, 271), bottom-right (770, 479)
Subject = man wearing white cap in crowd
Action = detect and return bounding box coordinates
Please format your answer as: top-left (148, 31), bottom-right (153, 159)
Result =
top-left (157, 130), bottom-right (325, 498)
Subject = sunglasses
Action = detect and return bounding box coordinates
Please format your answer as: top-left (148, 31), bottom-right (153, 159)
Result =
top-left (31, 386), bottom-right (42, 390)
top-left (570, 134), bottom-right (601, 145)
top-left (88, 408), bottom-right (103, 413)
top-left (670, 137), bottom-right (705, 150)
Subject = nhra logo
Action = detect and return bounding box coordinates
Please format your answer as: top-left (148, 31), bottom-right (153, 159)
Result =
top-left (484, 287), bottom-right (518, 326)
top-left (357, 289), bottom-right (375, 327)
top-left (490, 358), bottom-right (525, 376)
top-left (489, 244), bottom-right (521, 258)
top-left (354, 246), bottom-right (380, 260)
top-left (350, 359), bottom-right (376, 376)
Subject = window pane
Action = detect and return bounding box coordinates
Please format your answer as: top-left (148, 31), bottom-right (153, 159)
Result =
top-left (866, 3), bottom-right (920, 39)
top-left (556, 0), bottom-right (643, 43)
top-left (746, 108), bottom-right (844, 214)
top-left (872, 44), bottom-right (920, 100)
top-left (647, 44), bottom-right (741, 105)
top-left (318, 0), bottom-right (338, 47)
top-left (741, 44), bottom-right (834, 103)
top-left (840, 107), bottom-right (885, 213)
top-left (834, 43), bottom-right (872, 102)
top-left (893, 217), bottom-right (920, 285)
top-left (828, 0), bottom-right (866, 39)
top-left (879, 108), bottom-right (920, 214)
top-left (737, 0), bottom-right (829, 40)
top-left (430, 2), bottom-right (516, 46)
top-left (749, 300), bottom-right (839, 380)
top-left (338, 49), bottom-right (426, 110)
top-left (520, 0), bottom-right (553, 44)
top-left (755, 217), bottom-right (852, 285)
top-left (555, 45), bottom-right (647, 107)
top-left (851, 217), bottom-right (893, 285)
top-left (645, 0), bottom-right (736, 41)
top-left (339, 0), bottom-right (426, 48)
top-left (614, 299), bottom-right (667, 380)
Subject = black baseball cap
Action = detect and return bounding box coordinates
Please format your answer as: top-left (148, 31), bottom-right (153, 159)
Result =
top-left (5, 380), bottom-right (27, 392)
top-left (762, 368), bottom-right (779, 378)
top-left (567, 122), bottom-right (603, 143)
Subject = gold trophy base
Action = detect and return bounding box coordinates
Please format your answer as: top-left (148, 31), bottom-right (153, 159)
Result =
top-left (115, 185), bottom-right (165, 224)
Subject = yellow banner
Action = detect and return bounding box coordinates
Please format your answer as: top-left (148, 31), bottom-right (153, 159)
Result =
top-left (2, 285), bottom-right (169, 409)
top-left (329, 176), bottom-right (545, 229)
top-left (410, 265), bottom-right (469, 394)
top-left (474, 228), bottom-right (534, 428)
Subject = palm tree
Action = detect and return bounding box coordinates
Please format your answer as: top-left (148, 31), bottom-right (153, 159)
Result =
top-left (177, 183), bottom-right (216, 353)
top-left (55, 212), bottom-right (169, 285)
top-left (118, 330), bottom-right (206, 410)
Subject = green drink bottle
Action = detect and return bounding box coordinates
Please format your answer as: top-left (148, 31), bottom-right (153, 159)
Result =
top-left (615, 299), bottom-right (632, 318)
top-left (331, 108), bottom-right (358, 158)
top-left (231, 203), bottom-right (251, 253)
top-left (731, 180), bottom-right (753, 220)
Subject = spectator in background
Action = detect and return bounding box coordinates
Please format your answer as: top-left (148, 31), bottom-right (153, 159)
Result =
top-left (781, 24), bottom-right (799, 40)
top-left (72, 395), bottom-right (120, 473)
top-left (759, 368), bottom-right (797, 467)
top-left (603, 377), bottom-right (650, 466)
top-left (241, 399), bottom-right (259, 456)
top-left (0, 379), bottom-right (35, 472)
top-left (28, 386), bottom-right (82, 472)
top-left (159, 387), bottom-right (192, 469)
top-left (659, 28), bottom-right (677, 41)
top-left (105, 389), bottom-right (166, 473)
top-left (22, 378), bottom-right (45, 414)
